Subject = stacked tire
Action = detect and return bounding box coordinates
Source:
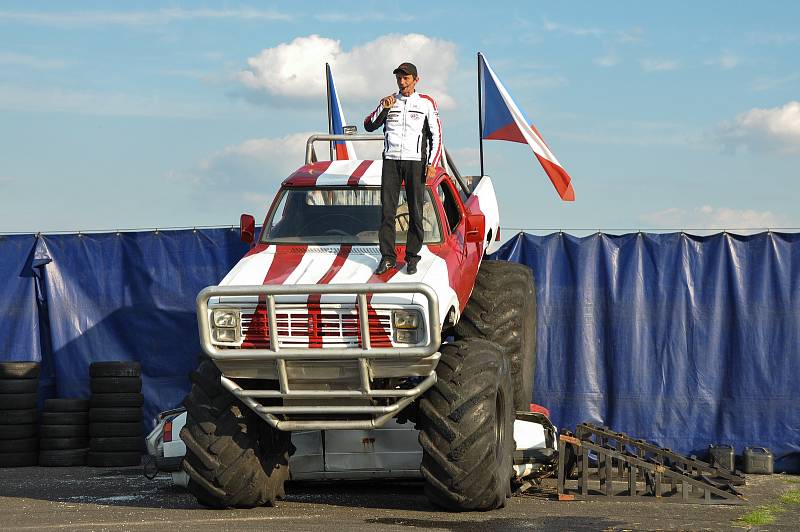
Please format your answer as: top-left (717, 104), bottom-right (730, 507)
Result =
top-left (0, 362), bottom-right (40, 468)
top-left (88, 362), bottom-right (144, 467)
top-left (39, 399), bottom-right (90, 466)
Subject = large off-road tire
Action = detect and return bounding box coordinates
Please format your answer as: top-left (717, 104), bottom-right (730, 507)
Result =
top-left (418, 338), bottom-right (515, 511)
top-left (180, 359), bottom-right (291, 509)
top-left (455, 260), bottom-right (537, 412)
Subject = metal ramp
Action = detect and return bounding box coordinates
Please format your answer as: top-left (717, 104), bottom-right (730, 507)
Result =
top-left (557, 423), bottom-right (746, 505)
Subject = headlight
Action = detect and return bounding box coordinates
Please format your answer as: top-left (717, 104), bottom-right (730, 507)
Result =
top-left (213, 328), bottom-right (238, 343)
top-left (213, 309), bottom-right (239, 328)
top-left (393, 309), bottom-right (420, 329)
top-left (395, 329), bottom-right (418, 344)
top-left (393, 309), bottom-right (422, 344)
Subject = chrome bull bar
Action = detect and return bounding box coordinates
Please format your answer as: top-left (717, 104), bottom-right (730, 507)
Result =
top-left (196, 283), bottom-right (441, 430)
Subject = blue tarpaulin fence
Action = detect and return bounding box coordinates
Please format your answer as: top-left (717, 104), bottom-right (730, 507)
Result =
top-left (0, 234), bottom-right (41, 362)
top-left (494, 231), bottom-right (800, 470)
top-left (2, 229), bottom-right (248, 428)
top-left (1, 229), bottom-right (797, 469)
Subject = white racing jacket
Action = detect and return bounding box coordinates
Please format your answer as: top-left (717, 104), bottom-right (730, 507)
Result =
top-left (363, 92), bottom-right (442, 167)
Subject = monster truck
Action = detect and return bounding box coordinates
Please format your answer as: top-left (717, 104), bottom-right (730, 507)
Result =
top-left (182, 134), bottom-right (538, 511)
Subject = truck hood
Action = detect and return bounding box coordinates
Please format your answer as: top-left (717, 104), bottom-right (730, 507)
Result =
top-left (216, 244), bottom-right (457, 323)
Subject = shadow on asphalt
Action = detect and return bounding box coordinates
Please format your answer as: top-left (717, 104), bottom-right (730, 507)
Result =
top-left (282, 479), bottom-right (434, 511)
top-left (367, 516), bottom-right (625, 531)
top-left (4, 467), bottom-right (552, 514)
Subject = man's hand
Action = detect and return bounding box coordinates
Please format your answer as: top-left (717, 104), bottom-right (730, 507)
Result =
top-left (381, 95), bottom-right (396, 109)
top-left (426, 165), bottom-right (436, 179)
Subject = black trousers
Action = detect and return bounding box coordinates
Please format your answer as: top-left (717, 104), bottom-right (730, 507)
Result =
top-left (379, 159), bottom-right (425, 263)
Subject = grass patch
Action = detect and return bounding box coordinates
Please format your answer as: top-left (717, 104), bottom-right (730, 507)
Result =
top-left (738, 504), bottom-right (784, 526)
top-left (782, 477), bottom-right (800, 484)
top-left (735, 483), bottom-right (800, 526)
top-left (739, 506), bottom-right (777, 526)
top-left (779, 488), bottom-right (800, 505)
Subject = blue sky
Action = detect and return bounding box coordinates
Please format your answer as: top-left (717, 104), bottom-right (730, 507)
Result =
top-left (1, 1), bottom-right (798, 235)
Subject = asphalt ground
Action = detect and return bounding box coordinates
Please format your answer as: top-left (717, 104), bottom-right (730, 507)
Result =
top-left (0, 465), bottom-right (798, 531)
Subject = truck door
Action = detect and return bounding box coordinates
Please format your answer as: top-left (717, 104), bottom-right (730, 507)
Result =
top-left (436, 178), bottom-right (481, 306)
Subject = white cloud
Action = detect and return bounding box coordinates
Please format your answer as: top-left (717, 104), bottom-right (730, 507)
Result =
top-left (172, 132), bottom-right (395, 211)
top-left (616, 27), bottom-right (644, 44)
top-left (448, 147), bottom-right (480, 169)
top-left (236, 34), bottom-right (457, 108)
top-left (641, 205), bottom-right (788, 232)
top-left (543, 18), bottom-right (605, 38)
top-left (555, 120), bottom-right (701, 147)
top-left (0, 8), bottom-right (291, 27)
top-left (707, 51), bottom-right (740, 70)
top-left (718, 101), bottom-right (800, 155)
top-left (593, 53), bottom-right (619, 67)
top-left (179, 133), bottom-right (313, 189)
top-left (0, 83), bottom-right (212, 118)
top-left (543, 18), bottom-right (643, 44)
top-left (314, 13), bottom-right (414, 23)
top-left (746, 31), bottom-right (799, 46)
top-left (641, 58), bottom-right (679, 72)
top-left (750, 74), bottom-right (799, 92)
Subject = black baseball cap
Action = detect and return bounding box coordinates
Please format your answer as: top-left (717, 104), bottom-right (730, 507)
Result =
top-left (392, 62), bottom-right (418, 77)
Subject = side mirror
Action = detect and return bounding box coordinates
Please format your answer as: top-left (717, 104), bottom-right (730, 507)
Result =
top-left (240, 214), bottom-right (255, 246)
top-left (465, 213), bottom-right (485, 244)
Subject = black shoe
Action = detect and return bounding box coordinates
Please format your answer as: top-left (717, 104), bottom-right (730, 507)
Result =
top-left (375, 258), bottom-right (395, 275)
top-left (405, 258), bottom-right (419, 275)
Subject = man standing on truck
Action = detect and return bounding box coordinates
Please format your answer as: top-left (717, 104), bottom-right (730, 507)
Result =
top-left (364, 62), bottom-right (442, 275)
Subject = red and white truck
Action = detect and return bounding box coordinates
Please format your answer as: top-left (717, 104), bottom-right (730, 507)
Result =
top-left (180, 134), bottom-right (547, 511)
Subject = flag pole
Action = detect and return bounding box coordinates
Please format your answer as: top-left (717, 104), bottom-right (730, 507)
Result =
top-left (477, 53), bottom-right (485, 177)
top-left (325, 63), bottom-right (334, 161)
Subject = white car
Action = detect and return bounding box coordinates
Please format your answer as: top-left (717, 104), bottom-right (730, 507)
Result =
top-left (146, 406), bottom-right (557, 487)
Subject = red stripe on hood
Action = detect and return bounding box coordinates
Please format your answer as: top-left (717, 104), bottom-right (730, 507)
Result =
top-left (307, 245), bottom-right (352, 348)
top-left (284, 161), bottom-right (333, 187)
top-left (263, 245), bottom-right (308, 285)
top-left (242, 245), bottom-right (308, 348)
top-left (347, 160), bottom-right (373, 186)
top-left (358, 260), bottom-right (404, 348)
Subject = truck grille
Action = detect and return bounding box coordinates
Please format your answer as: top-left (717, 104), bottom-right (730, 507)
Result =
top-left (240, 306), bottom-right (393, 348)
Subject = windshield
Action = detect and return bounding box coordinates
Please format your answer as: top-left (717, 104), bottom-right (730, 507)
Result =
top-left (261, 187), bottom-right (442, 244)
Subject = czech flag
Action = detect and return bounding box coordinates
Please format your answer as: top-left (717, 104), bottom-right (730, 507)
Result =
top-left (326, 63), bottom-right (357, 160)
top-left (479, 53), bottom-right (575, 201)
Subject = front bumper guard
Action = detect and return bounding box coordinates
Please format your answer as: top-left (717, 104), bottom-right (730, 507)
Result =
top-left (197, 283), bottom-right (441, 431)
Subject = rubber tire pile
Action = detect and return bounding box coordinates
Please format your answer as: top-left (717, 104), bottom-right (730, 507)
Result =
top-left (0, 362), bottom-right (40, 468)
top-left (88, 361), bottom-right (144, 467)
top-left (39, 398), bottom-right (90, 466)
